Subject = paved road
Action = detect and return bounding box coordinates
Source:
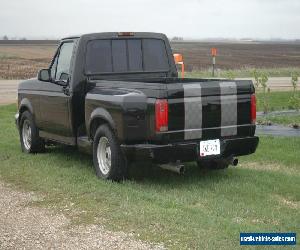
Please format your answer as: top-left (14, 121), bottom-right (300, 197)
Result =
top-left (0, 77), bottom-right (296, 105)
top-left (0, 80), bottom-right (19, 105)
top-left (256, 125), bottom-right (300, 137)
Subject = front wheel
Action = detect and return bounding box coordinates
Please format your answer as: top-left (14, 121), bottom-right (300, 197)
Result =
top-left (93, 124), bottom-right (128, 181)
top-left (19, 111), bottom-right (45, 153)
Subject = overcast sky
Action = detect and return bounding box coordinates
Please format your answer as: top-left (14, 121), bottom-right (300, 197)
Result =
top-left (0, 0), bottom-right (299, 39)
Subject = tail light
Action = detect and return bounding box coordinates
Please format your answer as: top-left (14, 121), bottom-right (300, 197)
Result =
top-left (251, 94), bottom-right (256, 124)
top-left (155, 99), bottom-right (168, 132)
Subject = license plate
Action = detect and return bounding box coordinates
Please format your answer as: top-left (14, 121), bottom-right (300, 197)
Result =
top-left (199, 139), bottom-right (220, 157)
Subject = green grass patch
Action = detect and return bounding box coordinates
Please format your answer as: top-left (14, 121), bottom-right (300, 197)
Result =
top-left (243, 136), bottom-right (300, 168)
top-left (256, 91), bottom-right (296, 112)
top-left (0, 105), bottom-right (299, 249)
top-left (257, 113), bottom-right (300, 126)
top-left (185, 67), bottom-right (300, 78)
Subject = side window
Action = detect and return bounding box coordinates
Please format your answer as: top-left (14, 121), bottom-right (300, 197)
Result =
top-left (55, 42), bottom-right (74, 81)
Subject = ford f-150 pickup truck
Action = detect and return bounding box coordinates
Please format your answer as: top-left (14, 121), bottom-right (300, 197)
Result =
top-left (15, 32), bottom-right (259, 180)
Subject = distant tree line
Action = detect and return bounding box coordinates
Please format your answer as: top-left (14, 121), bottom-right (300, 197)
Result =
top-left (1, 35), bottom-right (27, 40)
top-left (171, 36), bottom-right (184, 41)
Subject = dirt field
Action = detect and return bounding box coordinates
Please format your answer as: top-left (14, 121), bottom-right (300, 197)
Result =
top-left (0, 45), bottom-right (56, 79)
top-left (0, 41), bottom-right (300, 79)
top-left (172, 41), bottom-right (300, 71)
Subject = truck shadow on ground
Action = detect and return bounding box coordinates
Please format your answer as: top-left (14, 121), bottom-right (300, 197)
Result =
top-left (49, 145), bottom-right (234, 186)
top-left (128, 161), bottom-right (234, 186)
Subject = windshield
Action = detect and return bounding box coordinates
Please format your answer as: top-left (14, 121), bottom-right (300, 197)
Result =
top-left (85, 38), bottom-right (169, 75)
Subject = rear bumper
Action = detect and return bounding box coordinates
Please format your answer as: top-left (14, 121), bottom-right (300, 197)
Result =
top-left (122, 136), bottom-right (259, 163)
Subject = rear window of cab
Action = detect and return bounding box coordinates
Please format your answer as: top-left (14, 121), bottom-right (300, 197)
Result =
top-left (85, 39), bottom-right (169, 74)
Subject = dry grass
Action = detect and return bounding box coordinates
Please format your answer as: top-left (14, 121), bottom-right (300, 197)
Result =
top-left (242, 162), bottom-right (299, 176)
top-left (275, 195), bottom-right (300, 210)
top-left (0, 45), bottom-right (55, 59)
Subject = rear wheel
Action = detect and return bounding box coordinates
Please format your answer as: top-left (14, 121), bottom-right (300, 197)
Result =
top-left (93, 124), bottom-right (128, 181)
top-left (20, 111), bottom-right (45, 153)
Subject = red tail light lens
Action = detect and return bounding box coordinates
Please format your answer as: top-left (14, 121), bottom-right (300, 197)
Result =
top-left (251, 94), bottom-right (256, 124)
top-left (155, 99), bottom-right (168, 132)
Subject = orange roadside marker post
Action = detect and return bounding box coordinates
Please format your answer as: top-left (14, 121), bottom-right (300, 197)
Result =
top-left (173, 53), bottom-right (185, 79)
top-left (211, 48), bottom-right (217, 77)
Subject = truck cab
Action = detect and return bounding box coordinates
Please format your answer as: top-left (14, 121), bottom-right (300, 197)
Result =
top-left (16, 32), bottom-right (259, 180)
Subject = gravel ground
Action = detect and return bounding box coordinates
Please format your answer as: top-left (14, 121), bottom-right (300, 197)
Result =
top-left (0, 181), bottom-right (164, 250)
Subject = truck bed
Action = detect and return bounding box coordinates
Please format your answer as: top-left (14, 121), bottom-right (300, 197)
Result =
top-left (86, 78), bottom-right (255, 144)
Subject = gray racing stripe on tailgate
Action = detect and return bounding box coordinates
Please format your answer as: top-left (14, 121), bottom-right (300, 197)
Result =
top-left (183, 84), bottom-right (202, 140)
top-left (220, 82), bottom-right (237, 136)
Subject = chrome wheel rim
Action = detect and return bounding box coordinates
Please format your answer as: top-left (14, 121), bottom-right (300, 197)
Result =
top-left (97, 137), bottom-right (111, 175)
top-left (22, 120), bottom-right (32, 150)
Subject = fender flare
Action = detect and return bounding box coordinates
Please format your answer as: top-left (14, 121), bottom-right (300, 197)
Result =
top-left (88, 107), bottom-right (117, 138)
top-left (19, 98), bottom-right (34, 116)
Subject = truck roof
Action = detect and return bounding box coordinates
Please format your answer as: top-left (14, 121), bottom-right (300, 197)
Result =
top-left (61, 32), bottom-right (168, 41)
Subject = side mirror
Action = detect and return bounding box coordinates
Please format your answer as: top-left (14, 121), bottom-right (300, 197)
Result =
top-left (38, 69), bottom-right (50, 82)
top-left (55, 73), bottom-right (70, 87)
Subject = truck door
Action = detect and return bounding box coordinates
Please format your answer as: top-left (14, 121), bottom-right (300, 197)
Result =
top-left (39, 41), bottom-right (75, 138)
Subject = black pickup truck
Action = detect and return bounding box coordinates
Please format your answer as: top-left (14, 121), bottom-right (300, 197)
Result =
top-left (15, 32), bottom-right (259, 180)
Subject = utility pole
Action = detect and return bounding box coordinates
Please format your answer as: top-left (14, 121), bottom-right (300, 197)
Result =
top-left (211, 48), bottom-right (217, 77)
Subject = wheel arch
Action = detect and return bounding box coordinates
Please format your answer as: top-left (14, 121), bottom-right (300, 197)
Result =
top-left (18, 98), bottom-right (34, 126)
top-left (88, 108), bottom-right (117, 140)
top-left (19, 98), bottom-right (34, 115)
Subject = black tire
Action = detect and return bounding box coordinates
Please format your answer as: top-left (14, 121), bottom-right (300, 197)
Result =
top-left (197, 159), bottom-right (229, 170)
top-left (93, 124), bottom-right (128, 181)
top-left (19, 111), bottom-right (45, 153)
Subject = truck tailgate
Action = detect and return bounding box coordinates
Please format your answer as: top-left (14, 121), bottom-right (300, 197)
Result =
top-left (166, 80), bottom-right (255, 141)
